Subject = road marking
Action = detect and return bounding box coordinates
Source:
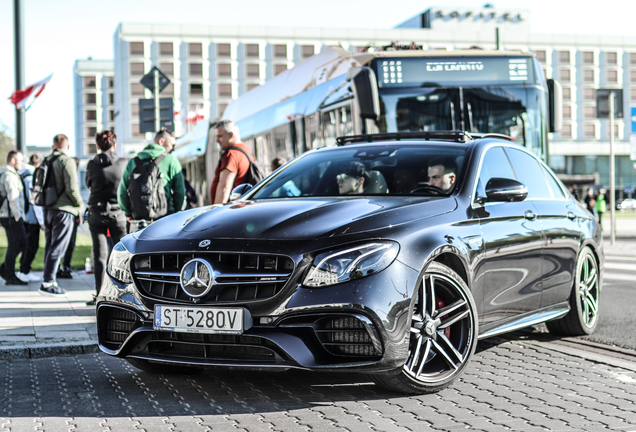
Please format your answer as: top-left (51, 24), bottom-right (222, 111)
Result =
top-left (605, 262), bottom-right (636, 271)
top-left (605, 255), bottom-right (636, 262)
top-left (603, 273), bottom-right (636, 282)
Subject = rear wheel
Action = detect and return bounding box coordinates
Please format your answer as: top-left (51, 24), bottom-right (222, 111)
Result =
top-left (547, 246), bottom-right (600, 336)
top-left (371, 262), bottom-right (478, 394)
top-left (126, 358), bottom-right (201, 375)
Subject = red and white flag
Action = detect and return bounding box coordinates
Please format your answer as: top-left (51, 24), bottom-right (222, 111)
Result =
top-left (8, 73), bottom-right (53, 111)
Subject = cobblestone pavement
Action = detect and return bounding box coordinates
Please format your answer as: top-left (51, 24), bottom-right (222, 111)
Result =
top-left (1, 337), bottom-right (636, 431)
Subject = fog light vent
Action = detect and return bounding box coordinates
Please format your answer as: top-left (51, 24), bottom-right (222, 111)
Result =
top-left (314, 316), bottom-right (379, 357)
top-left (98, 306), bottom-right (142, 351)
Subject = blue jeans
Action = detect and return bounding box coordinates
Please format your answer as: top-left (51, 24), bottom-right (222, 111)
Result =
top-left (43, 209), bottom-right (75, 284)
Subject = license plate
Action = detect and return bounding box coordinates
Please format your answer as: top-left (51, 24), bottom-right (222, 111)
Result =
top-left (154, 305), bottom-right (244, 334)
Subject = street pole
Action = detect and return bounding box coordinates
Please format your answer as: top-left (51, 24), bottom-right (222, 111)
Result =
top-left (154, 69), bottom-right (160, 132)
top-left (609, 92), bottom-right (616, 246)
top-left (13, 0), bottom-right (25, 153)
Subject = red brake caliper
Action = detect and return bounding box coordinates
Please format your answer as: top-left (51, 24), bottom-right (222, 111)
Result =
top-left (436, 297), bottom-right (451, 339)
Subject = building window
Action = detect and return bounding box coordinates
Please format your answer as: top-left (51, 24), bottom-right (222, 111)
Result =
top-left (218, 83), bottom-right (232, 97)
top-left (606, 69), bottom-right (618, 84)
top-left (189, 63), bottom-right (203, 77)
top-left (246, 43), bottom-right (259, 58)
top-left (608, 123), bottom-right (620, 139)
top-left (130, 62), bottom-right (145, 76)
top-left (83, 76), bottom-right (96, 88)
top-left (274, 44), bottom-right (287, 58)
top-left (630, 70), bottom-right (636, 83)
top-left (159, 42), bottom-right (173, 56)
top-left (131, 83), bottom-right (145, 96)
top-left (583, 124), bottom-right (596, 138)
top-left (558, 69), bottom-right (570, 83)
top-left (218, 103), bottom-right (228, 115)
top-left (84, 93), bottom-right (96, 105)
top-left (108, 77), bottom-right (114, 88)
top-left (163, 83), bottom-right (174, 97)
top-left (631, 88), bottom-right (636, 102)
top-left (108, 93), bottom-right (114, 105)
top-left (86, 110), bottom-right (97, 121)
top-left (562, 106), bottom-right (571, 119)
top-left (159, 62), bottom-right (174, 77)
top-left (584, 106), bottom-right (596, 119)
top-left (246, 64), bottom-right (259, 78)
top-left (582, 51), bottom-right (594, 65)
top-left (190, 83), bottom-right (204, 97)
top-left (109, 110), bottom-right (115, 121)
top-left (84, 143), bottom-right (97, 155)
top-left (131, 103), bottom-right (139, 116)
top-left (560, 124), bottom-right (572, 138)
top-left (217, 43), bottom-right (231, 57)
top-left (85, 126), bottom-right (97, 138)
top-left (246, 83), bottom-right (259, 92)
top-left (274, 64), bottom-right (287, 76)
top-left (188, 42), bottom-right (202, 57)
top-left (131, 123), bottom-right (144, 138)
top-left (630, 53), bottom-right (636, 65)
top-left (129, 42), bottom-right (144, 56)
top-left (562, 87), bottom-right (571, 101)
top-left (301, 45), bottom-right (314, 58)
top-left (584, 88), bottom-right (595, 101)
top-left (558, 50), bottom-right (570, 63)
top-left (534, 50), bottom-right (546, 63)
top-left (583, 69), bottom-right (595, 83)
top-left (606, 51), bottom-right (618, 65)
top-left (218, 63), bottom-right (231, 77)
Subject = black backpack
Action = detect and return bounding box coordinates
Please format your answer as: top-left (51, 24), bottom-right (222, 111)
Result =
top-left (226, 146), bottom-right (265, 185)
top-left (30, 154), bottom-right (63, 207)
top-left (127, 154), bottom-right (168, 220)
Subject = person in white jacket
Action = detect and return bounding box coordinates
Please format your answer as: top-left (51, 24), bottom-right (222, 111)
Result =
top-left (0, 150), bottom-right (28, 285)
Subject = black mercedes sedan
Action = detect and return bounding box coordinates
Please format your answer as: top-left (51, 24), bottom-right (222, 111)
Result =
top-left (97, 131), bottom-right (603, 394)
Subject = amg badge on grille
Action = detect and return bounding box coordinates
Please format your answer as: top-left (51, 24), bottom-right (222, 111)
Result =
top-left (199, 239), bottom-right (211, 247)
top-left (180, 258), bottom-right (215, 298)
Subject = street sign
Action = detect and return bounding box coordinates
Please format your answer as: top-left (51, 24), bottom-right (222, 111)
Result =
top-left (139, 98), bottom-right (174, 133)
top-left (140, 66), bottom-right (171, 93)
top-left (596, 88), bottom-right (623, 119)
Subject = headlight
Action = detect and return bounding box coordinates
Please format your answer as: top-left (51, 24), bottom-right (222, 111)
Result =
top-left (107, 242), bottom-right (133, 284)
top-left (303, 241), bottom-right (399, 287)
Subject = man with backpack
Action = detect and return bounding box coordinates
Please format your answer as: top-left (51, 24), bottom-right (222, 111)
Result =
top-left (117, 128), bottom-right (185, 226)
top-left (37, 134), bottom-right (84, 296)
top-left (210, 120), bottom-right (263, 204)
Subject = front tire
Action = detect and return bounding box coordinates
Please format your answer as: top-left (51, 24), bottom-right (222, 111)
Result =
top-left (547, 246), bottom-right (600, 336)
top-left (371, 262), bottom-right (478, 394)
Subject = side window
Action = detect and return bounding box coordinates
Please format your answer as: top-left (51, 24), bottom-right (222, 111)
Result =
top-left (476, 147), bottom-right (516, 198)
top-left (505, 148), bottom-right (552, 199)
top-left (541, 165), bottom-right (565, 199)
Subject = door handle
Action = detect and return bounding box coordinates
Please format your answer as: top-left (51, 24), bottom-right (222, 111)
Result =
top-left (524, 210), bottom-right (537, 220)
top-left (567, 211), bottom-right (576, 220)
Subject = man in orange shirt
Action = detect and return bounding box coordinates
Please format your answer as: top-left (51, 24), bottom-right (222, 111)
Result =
top-left (210, 120), bottom-right (253, 204)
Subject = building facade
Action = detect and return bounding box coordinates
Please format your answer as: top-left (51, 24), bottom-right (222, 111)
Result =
top-left (73, 59), bottom-right (115, 158)
top-left (100, 6), bottom-right (636, 191)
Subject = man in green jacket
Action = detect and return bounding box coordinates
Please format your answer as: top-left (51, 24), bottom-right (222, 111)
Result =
top-left (39, 134), bottom-right (84, 296)
top-left (117, 129), bottom-right (185, 225)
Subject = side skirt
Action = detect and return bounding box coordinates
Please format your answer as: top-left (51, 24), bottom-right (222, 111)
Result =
top-left (478, 302), bottom-right (570, 340)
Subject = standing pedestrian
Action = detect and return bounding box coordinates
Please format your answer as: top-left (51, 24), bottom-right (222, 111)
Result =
top-left (210, 120), bottom-right (252, 204)
top-left (596, 189), bottom-right (607, 228)
top-left (16, 154), bottom-right (45, 282)
top-left (57, 157), bottom-right (82, 279)
top-left (584, 188), bottom-right (596, 216)
top-left (182, 167), bottom-right (198, 209)
top-left (39, 134), bottom-right (84, 296)
top-left (0, 150), bottom-right (28, 286)
top-left (85, 130), bottom-right (128, 305)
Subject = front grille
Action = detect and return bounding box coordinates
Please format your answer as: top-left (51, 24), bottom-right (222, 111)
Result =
top-left (98, 306), bottom-right (143, 351)
top-left (146, 332), bottom-right (282, 362)
top-left (314, 316), bottom-right (379, 357)
top-left (132, 252), bottom-right (294, 303)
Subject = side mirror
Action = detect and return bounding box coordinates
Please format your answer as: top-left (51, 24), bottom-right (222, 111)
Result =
top-left (547, 79), bottom-right (563, 132)
top-left (230, 183), bottom-right (253, 201)
top-left (483, 178), bottom-right (528, 203)
top-left (347, 67), bottom-right (380, 121)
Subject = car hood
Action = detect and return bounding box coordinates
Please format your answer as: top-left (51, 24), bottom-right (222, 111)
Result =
top-left (135, 197), bottom-right (457, 241)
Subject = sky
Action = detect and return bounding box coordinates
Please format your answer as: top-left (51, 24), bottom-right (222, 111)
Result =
top-left (1, 0), bottom-right (636, 154)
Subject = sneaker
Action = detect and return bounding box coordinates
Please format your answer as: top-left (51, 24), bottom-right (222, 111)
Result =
top-left (38, 283), bottom-right (68, 296)
top-left (56, 269), bottom-right (73, 279)
top-left (22, 272), bottom-right (41, 282)
top-left (86, 296), bottom-right (97, 306)
top-left (4, 277), bottom-right (28, 286)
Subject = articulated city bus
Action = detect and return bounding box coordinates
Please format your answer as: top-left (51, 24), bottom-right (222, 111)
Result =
top-left (175, 46), bottom-right (562, 203)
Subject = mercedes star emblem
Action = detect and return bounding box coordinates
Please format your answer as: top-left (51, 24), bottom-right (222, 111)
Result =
top-left (180, 258), bottom-right (215, 298)
top-left (199, 239), bottom-right (211, 247)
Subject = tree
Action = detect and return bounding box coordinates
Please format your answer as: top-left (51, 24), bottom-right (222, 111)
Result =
top-left (0, 123), bottom-right (16, 165)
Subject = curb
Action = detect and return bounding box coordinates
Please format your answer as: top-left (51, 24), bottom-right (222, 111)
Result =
top-left (0, 340), bottom-right (100, 360)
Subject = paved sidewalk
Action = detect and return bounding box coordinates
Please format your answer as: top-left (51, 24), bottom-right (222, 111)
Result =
top-left (0, 270), bottom-right (98, 359)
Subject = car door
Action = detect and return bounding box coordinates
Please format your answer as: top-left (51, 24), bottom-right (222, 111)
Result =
top-left (506, 147), bottom-right (581, 309)
top-left (474, 146), bottom-right (543, 326)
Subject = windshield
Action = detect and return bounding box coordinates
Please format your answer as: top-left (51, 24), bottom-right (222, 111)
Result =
top-left (377, 86), bottom-right (547, 158)
top-left (250, 144), bottom-right (467, 199)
